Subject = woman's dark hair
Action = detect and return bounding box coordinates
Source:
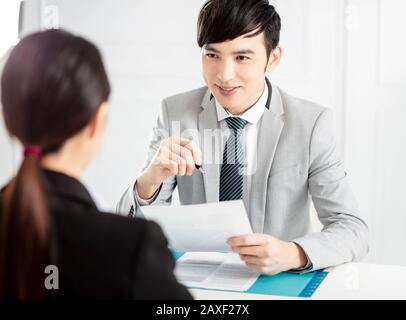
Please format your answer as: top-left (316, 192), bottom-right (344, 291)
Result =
top-left (0, 29), bottom-right (110, 299)
top-left (197, 0), bottom-right (281, 57)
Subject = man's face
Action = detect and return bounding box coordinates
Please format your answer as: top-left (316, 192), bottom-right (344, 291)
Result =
top-left (201, 32), bottom-right (278, 114)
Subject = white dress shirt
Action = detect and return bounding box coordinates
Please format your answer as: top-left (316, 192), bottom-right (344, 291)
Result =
top-left (215, 83), bottom-right (268, 209)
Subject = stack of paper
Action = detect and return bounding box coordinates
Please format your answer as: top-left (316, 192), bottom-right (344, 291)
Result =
top-left (175, 252), bottom-right (260, 292)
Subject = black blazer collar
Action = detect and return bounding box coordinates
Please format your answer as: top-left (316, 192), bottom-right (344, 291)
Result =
top-left (41, 169), bottom-right (97, 209)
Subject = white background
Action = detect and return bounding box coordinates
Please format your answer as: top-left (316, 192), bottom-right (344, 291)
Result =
top-left (0, 0), bottom-right (405, 267)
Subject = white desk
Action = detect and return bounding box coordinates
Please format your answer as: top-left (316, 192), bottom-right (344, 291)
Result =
top-left (191, 263), bottom-right (406, 300)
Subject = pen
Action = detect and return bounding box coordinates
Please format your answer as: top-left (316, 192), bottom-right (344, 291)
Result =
top-left (195, 164), bottom-right (205, 174)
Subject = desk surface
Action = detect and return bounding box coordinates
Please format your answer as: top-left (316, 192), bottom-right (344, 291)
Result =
top-left (191, 262), bottom-right (406, 300)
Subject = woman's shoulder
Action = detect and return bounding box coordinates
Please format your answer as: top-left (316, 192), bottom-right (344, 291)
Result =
top-left (52, 202), bottom-right (170, 276)
top-left (53, 200), bottom-right (164, 244)
top-left (86, 208), bottom-right (164, 241)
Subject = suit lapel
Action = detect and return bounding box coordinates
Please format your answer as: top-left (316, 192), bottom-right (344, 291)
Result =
top-left (198, 90), bottom-right (221, 203)
top-left (249, 83), bottom-right (285, 233)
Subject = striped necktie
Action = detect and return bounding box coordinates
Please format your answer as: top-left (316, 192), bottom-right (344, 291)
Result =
top-left (219, 117), bottom-right (249, 201)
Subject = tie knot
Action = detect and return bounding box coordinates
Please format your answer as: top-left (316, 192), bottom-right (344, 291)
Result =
top-left (225, 117), bottom-right (248, 131)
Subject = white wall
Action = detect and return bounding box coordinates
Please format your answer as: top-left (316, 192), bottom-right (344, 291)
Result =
top-left (343, 0), bottom-right (406, 266)
top-left (1, 0), bottom-right (405, 266)
top-left (0, 1), bottom-right (20, 187)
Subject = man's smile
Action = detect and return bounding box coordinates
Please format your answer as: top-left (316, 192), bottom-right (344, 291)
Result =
top-left (215, 84), bottom-right (241, 96)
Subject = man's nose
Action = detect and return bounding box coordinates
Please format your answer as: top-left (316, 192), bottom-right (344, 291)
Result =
top-left (217, 59), bottom-right (236, 83)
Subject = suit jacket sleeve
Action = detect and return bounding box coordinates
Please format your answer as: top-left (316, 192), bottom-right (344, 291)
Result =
top-left (116, 99), bottom-right (177, 217)
top-left (130, 221), bottom-right (192, 300)
top-left (292, 109), bottom-right (369, 271)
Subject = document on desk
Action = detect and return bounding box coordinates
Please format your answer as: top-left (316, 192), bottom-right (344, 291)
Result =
top-left (141, 200), bottom-right (252, 252)
top-left (175, 252), bottom-right (260, 292)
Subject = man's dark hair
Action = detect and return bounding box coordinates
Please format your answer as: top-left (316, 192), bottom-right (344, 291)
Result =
top-left (197, 0), bottom-right (281, 58)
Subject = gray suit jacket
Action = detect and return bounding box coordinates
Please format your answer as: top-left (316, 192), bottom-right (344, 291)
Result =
top-left (117, 81), bottom-right (369, 272)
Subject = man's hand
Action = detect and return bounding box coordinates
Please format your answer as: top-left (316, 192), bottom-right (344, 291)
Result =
top-left (136, 137), bottom-right (202, 199)
top-left (227, 234), bottom-right (308, 275)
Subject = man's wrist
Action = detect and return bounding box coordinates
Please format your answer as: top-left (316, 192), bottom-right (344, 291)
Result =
top-left (287, 241), bottom-right (308, 270)
top-left (135, 173), bottom-right (162, 200)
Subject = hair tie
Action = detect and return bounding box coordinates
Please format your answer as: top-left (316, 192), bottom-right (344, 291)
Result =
top-left (24, 145), bottom-right (43, 158)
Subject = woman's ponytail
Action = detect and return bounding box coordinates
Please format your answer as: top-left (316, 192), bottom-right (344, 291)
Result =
top-left (0, 147), bottom-right (50, 299)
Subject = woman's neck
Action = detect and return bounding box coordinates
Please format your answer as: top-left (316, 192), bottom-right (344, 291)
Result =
top-left (41, 151), bottom-right (85, 179)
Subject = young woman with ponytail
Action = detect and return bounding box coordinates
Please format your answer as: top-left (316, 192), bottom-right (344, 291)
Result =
top-left (0, 29), bottom-right (191, 300)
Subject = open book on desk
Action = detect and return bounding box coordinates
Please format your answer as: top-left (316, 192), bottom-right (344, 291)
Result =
top-left (174, 251), bottom-right (328, 298)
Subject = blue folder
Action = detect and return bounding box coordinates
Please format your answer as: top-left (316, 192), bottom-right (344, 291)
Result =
top-left (174, 251), bottom-right (328, 297)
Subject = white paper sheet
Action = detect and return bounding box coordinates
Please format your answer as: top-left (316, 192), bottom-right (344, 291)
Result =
top-left (141, 200), bottom-right (252, 252)
top-left (175, 252), bottom-right (260, 292)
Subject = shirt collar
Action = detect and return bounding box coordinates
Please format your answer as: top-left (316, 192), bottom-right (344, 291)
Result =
top-left (215, 80), bottom-right (268, 125)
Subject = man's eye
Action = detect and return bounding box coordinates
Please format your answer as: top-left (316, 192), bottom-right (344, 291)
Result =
top-left (206, 53), bottom-right (218, 59)
top-left (237, 56), bottom-right (250, 61)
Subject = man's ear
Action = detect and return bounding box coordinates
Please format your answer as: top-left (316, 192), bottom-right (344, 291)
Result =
top-left (88, 102), bottom-right (108, 138)
top-left (266, 46), bottom-right (283, 73)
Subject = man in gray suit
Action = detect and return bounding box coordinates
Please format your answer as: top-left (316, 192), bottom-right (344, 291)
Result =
top-left (118, 0), bottom-right (368, 274)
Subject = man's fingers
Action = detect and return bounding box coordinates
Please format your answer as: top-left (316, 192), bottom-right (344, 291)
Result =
top-left (227, 234), bottom-right (270, 247)
top-left (157, 147), bottom-right (180, 165)
top-left (245, 262), bottom-right (278, 275)
top-left (239, 254), bottom-right (268, 266)
top-left (153, 145), bottom-right (169, 166)
top-left (160, 152), bottom-right (186, 175)
top-left (170, 152), bottom-right (187, 176)
top-left (244, 263), bottom-right (263, 274)
top-left (161, 160), bottom-right (179, 176)
top-left (160, 139), bottom-right (192, 175)
top-left (171, 137), bottom-right (202, 166)
top-left (233, 245), bottom-right (268, 257)
top-left (179, 147), bottom-right (196, 176)
top-left (167, 139), bottom-right (195, 174)
top-left (170, 137), bottom-right (191, 147)
top-left (157, 137), bottom-right (202, 177)
top-left (181, 140), bottom-right (202, 166)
